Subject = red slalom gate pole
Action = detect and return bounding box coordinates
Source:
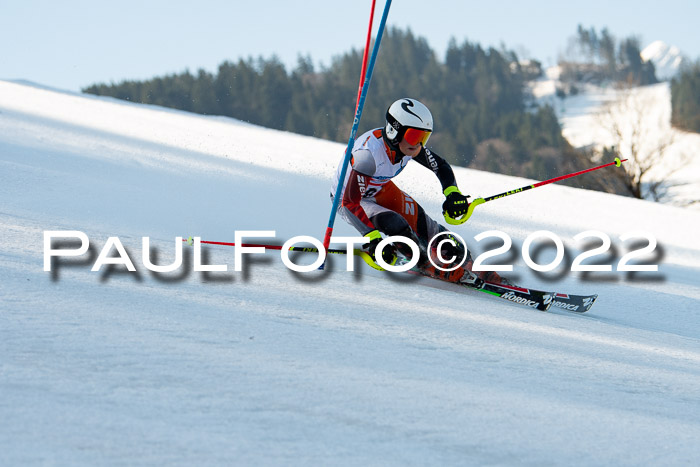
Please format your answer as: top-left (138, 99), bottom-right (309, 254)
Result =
top-left (182, 237), bottom-right (350, 255)
top-left (355, 0), bottom-right (376, 112)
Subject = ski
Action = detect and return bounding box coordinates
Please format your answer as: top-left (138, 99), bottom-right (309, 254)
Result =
top-left (479, 281), bottom-right (597, 313)
top-left (475, 281), bottom-right (555, 312)
top-left (550, 292), bottom-right (598, 313)
top-left (416, 272), bottom-right (554, 312)
top-left (413, 268), bottom-right (597, 313)
top-left (184, 237), bottom-right (597, 312)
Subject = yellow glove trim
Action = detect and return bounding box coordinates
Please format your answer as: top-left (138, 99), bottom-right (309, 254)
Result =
top-left (364, 229), bottom-right (382, 242)
top-left (443, 186), bottom-right (461, 197)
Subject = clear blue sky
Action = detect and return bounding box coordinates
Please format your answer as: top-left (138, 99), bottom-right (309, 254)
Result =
top-left (2, 0), bottom-right (699, 92)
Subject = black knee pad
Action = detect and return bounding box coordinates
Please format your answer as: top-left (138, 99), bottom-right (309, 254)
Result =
top-left (370, 211), bottom-right (410, 236)
top-left (370, 212), bottom-right (433, 266)
top-left (393, 226), bottom-right (430, 267)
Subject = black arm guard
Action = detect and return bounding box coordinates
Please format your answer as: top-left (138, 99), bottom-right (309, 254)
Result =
top-left (413, 147), bottom-right (458, 192)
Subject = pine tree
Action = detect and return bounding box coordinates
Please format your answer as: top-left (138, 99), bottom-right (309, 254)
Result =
top-left (671, 62), bottom-right (700, 133)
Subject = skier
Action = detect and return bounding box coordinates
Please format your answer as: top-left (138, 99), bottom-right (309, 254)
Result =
top-left (331, 97), bottom-right (504, 284)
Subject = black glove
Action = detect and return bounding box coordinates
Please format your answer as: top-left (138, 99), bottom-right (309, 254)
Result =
top-left (442, 187), bottom-right (470, 219)
top-left (364, 229), bottom-right (397, 266)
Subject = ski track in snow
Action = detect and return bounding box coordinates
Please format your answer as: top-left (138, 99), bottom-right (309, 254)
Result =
top-left (1, 80), bottom-right (700, 465)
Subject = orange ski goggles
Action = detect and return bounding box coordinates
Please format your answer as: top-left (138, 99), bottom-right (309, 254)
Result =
top-left (403, 127), bottom-right (432, 147)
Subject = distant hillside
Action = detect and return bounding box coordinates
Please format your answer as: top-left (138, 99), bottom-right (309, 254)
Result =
top-left (671, 62), bottom-right (700, 133)
top-left (556, 25), bottom-right (657, 88)
top-left (83, 27), bottom-right (630, 196)
top-left (530, 66), bottom-right (700, 208)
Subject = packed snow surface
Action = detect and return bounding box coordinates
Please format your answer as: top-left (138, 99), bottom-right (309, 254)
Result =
top-left (1, 80), bottom-right (700, 465)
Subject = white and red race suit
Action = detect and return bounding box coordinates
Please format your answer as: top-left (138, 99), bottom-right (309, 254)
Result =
top-left (331, 127), bottom-right (461, 245)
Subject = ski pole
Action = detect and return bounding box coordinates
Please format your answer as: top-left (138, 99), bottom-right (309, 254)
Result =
top-left (445, 157), bottom-right (628, 225)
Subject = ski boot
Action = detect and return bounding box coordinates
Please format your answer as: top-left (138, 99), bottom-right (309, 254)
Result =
top-left (463, 257), bottom-right (513, 286)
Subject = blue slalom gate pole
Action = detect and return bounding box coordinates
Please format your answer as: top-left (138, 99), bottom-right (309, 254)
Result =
top-left (321, 0), bottom-right (392, 255)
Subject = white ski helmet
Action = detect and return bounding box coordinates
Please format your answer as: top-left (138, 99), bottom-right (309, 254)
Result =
top-left (385, 98), bottom-right (433, 147)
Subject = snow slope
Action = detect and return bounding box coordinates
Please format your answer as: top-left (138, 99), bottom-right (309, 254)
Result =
top-left (2, 80), bottom-right (700, 466)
